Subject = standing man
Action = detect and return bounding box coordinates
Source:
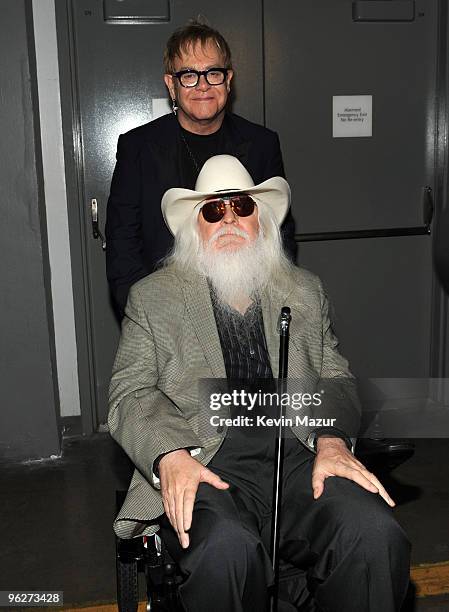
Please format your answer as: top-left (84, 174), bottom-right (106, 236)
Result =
top-left (105, 19), bottom-right (296, 316)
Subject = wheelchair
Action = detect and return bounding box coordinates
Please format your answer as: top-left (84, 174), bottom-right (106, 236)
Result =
top-left (115, 491), bottom-right (183, 612)
top-left (115, 439), bottom-right (414, 611)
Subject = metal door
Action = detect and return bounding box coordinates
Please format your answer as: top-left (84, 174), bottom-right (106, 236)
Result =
top-left (59, 0), bottom-right (445, 432)
top-left (264, 0), bottom-right (440, 397)
top-left (60, 0), bottom-right (265, 428)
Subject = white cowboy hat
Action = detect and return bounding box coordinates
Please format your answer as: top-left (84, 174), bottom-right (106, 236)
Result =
top-left (161, 154), bottom-right (291, 236)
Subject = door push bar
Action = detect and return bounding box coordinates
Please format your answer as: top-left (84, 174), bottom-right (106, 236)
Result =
top-left (91, 198), bottom-right (106, 251)
top-left (295, 186), bottom-right (434, 243)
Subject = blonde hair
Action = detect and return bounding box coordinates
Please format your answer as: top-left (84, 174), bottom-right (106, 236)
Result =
top-left (163, 18), bottom-right (232, 74)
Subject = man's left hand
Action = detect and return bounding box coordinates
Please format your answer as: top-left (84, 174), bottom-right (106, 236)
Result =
top-left (312, 437), bottom-right (395, 507)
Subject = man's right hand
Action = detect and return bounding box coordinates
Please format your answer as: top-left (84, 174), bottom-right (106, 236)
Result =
top-left (158, 449), bottom-right (229, 549)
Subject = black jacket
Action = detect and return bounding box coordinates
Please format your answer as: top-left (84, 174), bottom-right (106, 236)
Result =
top-left (105, 112), bottom-right (296, 313)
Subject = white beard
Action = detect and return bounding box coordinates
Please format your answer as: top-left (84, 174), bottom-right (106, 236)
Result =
top-left (197, 228), bottom-right (272, 311)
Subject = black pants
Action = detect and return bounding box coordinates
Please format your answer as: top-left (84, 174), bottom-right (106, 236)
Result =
top-left (159, 449), bottom-right (410, 612)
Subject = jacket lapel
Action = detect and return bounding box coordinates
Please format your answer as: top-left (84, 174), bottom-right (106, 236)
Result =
top-left (146, 114), bottom-right (183, 189)
top-left (221, 114), bottom-right (251, 167)
top-left (261, 290), bottom-right (281, 379)
top-left (261, 283), bottom-right (309, 380)
top-left (182, 273), bottom-right (227, 378)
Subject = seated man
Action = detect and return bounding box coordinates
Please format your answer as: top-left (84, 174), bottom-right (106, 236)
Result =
top-left (108, 155), bottom-right (410, 612)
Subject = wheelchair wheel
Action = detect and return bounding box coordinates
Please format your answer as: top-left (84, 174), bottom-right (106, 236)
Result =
top-left (116, 556), bottom-right (139, 612)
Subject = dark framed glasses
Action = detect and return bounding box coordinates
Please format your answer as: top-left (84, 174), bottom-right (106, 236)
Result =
top-left (172, 68), bottom-right (229, 88)
top-left (200, 194), bottom-right (256, 223)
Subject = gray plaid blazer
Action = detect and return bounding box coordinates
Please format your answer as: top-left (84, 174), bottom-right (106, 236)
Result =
top-left (108, 265), bottom-right (360, 538)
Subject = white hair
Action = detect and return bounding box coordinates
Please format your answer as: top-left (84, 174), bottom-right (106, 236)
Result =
top-left (163, 198), bottom-right (296, 305)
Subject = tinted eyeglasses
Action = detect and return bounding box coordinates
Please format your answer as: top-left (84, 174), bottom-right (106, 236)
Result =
top-left (200, 194), bottom-right (256, 223)
top-left (172, 68), bottom-right (229, 88)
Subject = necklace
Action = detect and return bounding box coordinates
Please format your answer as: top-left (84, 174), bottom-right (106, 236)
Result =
top-left (180, 130), bottom-right (201, 174)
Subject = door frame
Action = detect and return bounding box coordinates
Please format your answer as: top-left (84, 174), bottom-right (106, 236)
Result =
top-left (430, 0), bottom-right (449, 402)
top-left (56, 0), bottom-right (97, 434)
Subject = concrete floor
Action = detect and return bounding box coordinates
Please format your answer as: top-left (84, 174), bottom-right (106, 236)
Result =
top-left (0, 434), bottom-right (448, 610)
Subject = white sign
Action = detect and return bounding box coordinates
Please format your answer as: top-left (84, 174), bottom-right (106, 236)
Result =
top-left (333, 95), bottom-right (372, 138)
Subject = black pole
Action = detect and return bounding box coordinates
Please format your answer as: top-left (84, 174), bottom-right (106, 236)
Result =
top-left (270, 306), bottom-right (291, 612)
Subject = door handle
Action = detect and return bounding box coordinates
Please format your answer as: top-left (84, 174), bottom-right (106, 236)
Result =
top-left (91, 198), bottom-right (106, 251)
top-left (422, 186), bottom-right (434, 230)
top-left (295, 186), bottom-right (434, 242)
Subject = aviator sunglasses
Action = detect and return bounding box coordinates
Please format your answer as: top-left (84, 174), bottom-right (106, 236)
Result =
top-left (200, 194), bottom-right (256, 223)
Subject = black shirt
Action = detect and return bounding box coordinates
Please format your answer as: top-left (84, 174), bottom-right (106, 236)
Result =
top-left (208, 292), bottom-right (305, 512)
top-left (212, 294), bottom-right (273, 381)
top-left (179, 125), bottom-right (225, 189)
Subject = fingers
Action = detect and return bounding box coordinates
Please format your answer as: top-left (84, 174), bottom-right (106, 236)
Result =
top-left (332, 461), bottom-right (395, 506)
top-left (176, 471), bottom-right (228, 547)
top-left (183, 488), bottom-right (196, 532)
top-left (159, 451), bottom-right (201, 545)
top-left (175, 490), bottom-right (189, 549)
top-left (161, 489), bottom-right (188, 548)
top-left (161, 463), bottom-right (229, 549)
top-left (313, 454), bottom-right (395, 507)
top-left (171, 469), bottom-right (228, 548)
top-left (311, 476), bottom-right (324, 500)
top-left (200, 467), bottom-right (229, 489)
top-left (336, 462), bottom-right (381, 494)
top-left (162, 484), bottom-right (196, 549)
top-left (359, 469), bottom-right (395, 507)
top-left (162, 494), bottom-right (177, 535)
top-left (177, 487), bottom-right (198, 549)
